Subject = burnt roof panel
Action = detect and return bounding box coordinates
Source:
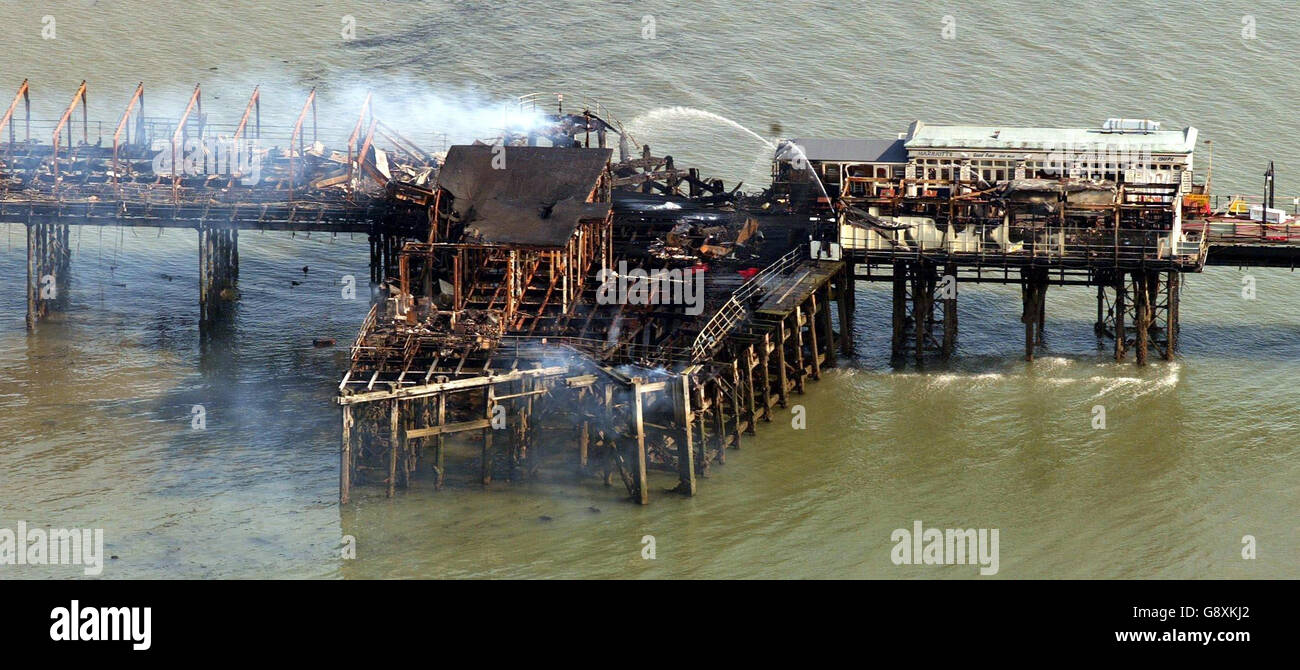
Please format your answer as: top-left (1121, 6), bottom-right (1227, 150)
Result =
top-left (438, 145), bottom-right (613, 247)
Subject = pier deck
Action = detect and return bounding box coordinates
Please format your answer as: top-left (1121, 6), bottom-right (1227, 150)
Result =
top-left (10, 80), bottom-right (1300, 506)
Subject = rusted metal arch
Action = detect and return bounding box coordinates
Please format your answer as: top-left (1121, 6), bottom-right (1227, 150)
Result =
top-left (288, 87), bottom-right (317, 203)
top-left (111, 82), bottom-right (145, 197)
top-left (0, 79), bottom-right (31, 154)
top-left (376, 119), bottom-right (431, 165)
top-left (231, 85), bottom-right (261, 142)
top-left (346, 91), bottom-right (372, 199)
top-left (226, 86), bottom-right (261, 189)
top-left (355, 117), bottom-right (383, 187)
top-left (50, 80), bottom-right (89, 195)
top-left (170, 84), bottom-right (202, 203)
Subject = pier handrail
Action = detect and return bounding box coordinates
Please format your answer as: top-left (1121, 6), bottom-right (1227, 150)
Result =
top-left (350, 303), bottom-right (381, 361)
top-left (689, 243), bottom-right (806, 361)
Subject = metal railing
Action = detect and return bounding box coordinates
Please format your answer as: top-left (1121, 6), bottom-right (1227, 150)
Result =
top-left (515, 92), bottom-right (638, 151)
top-left (1184, 219), bottom-right (1300, 245)
top-left (843, 223), bottom-right (1205, 265)
top-left (689, 244), bottom-right (806, 361)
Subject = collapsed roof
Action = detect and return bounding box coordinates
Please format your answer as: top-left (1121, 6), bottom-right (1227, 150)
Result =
top-left (437, 145), bottom-right (613, 247)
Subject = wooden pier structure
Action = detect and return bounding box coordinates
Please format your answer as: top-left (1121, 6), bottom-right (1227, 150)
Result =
top-left (0, 80), bottom-right (428, 329)
top-left (10, 82), bottom-right (1300, 505)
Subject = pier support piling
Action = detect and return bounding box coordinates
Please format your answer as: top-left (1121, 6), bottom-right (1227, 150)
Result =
top-left (340, 404), bottom-right (353, 504)
top-left (24, 222), bottom-right (71, 329)
top-left (1020, 268), bottom-right (1048, 361)
top-left (941, 261), bottom-right (958, 359)
top-left (198, 225), bottom-right (239, 328)
top-left (672, 374), bottom-right (696, 496)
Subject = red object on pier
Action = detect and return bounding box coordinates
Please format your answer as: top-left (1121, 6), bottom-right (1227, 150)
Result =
top-left (737, 267), bottom-right (760, 280)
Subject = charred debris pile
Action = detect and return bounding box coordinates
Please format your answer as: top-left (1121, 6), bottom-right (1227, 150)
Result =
top-left (337, 97), bottom-right (849, 504)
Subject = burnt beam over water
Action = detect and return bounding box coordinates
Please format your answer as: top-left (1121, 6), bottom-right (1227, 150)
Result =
top-left (0, 80), bottom-right (433, 331)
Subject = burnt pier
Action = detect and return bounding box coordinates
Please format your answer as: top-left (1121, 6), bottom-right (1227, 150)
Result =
top-left (10, 83), bottom-right (1300, 506)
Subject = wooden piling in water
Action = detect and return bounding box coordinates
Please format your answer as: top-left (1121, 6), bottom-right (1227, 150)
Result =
top-left (340, 404), bottom-right (353, 504)
top-left (387, 399), bottom-right (400, 497)
top-left (631, 379), bottom-right (648, 505)
top-left (482, 387), bottom-right (494, 485)
top-left (672, 373), bottom-right (696, 496)
top-left (435, 392), bottom-right (446, 489)
top-left (759, 333), bottom-right (773, 421)
top-left (775, 320), bottom-right (789, 407)
top-left (743, 345), bottom-right (757, 435)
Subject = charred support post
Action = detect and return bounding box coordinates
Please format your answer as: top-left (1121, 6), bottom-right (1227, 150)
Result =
top-left (819, 284), bottom-right (835, 368)
top-left (481, 387), bottom-right (495, 485)
top-left (1114, 278), bottom-right (1127, 361)
top-left (911, 264), bottom-right (935, 364)
top-left (1165, 272), bottom-right (1180, 361)
top-left (631, 379), bottom-right (649, 505)
top-left (743, 346), bottom-right (757, 435)
top-left (729, 358), bottom-right (743, 448)
top-left (435, 392), bottom-right (446, 488)
top-left (198, 225), bottom-right (239, 328)
top-left (712, 382), bottom-right (726, 465)
top-left (340, 404), bottom-right (354, 504)
top-left (387, 398), bottom-right (400, 497)
top-left (836, 268), bottom-right (854, 356)
top-left (578, 408), bottom-right (590, 473)
top-left (890, 260), bottom-right (907, 359)
top-left (1134, 270), bottom-right (1151, 366)
top-left (24, 223), bottom-right (71, 328)
top-left (1020, 268), bottom-right (1047, 361)
top-left (1094, 284), bottom-right (1106, 337)
top-left (672, 373), bottom-right (696, 496)
top-left (775, 320), bottom-right (789, 407)
top-left (791, 309), bottom-right (806, 393)
top-left (759, 333), bottom-right (773, 421)
top-left (806, 298), bottom-right (821, 380)
top-left (941, 261), bottom-right (958, 359)
top-left (693, 386), bottom-right (708, 472)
